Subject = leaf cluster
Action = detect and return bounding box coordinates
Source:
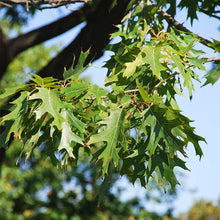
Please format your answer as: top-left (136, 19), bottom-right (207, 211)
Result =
top-left (161, 0), bottom-right (220, 23)
top-left (0, 2), bottom-right (211, 193)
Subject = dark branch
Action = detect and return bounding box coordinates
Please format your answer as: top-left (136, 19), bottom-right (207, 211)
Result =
top-left (156, 8), bottom-right (214, 48)
top-left (0, 4), bottom-right (91, 79)
top-left (0, 0), bottom-right (91, 9)
top-left (38, 0), bottom-right (130, 79)
top-left (7, 8), bottom-right (86, 61)
top-left (199, 8), bottom-right (220, 20)
top-left (0, 147), bottom-right (5, 173)
top-left (0, 29), bottom-right (8, 77)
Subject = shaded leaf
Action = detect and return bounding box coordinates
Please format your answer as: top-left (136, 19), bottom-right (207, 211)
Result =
top-left (140, 106), bottom-right (185, 157)
top-left (29, 88), bottom-right (69, 130)
top-left (58, 109), bottom-right (84, 160)
top-left (88, 108), bottom-right (125, 175)
top-left (0, 84), bottom-right (28, 100)
top-left (60, 81), bottom-right (89, 101)
top-left (0, 91), bottom-right (28, 142)
top-left (63, 49), bottom-right (90, 80)
top-left (178, 0), bottom-right (198, 24)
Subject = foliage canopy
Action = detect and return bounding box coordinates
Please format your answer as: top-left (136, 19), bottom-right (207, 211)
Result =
top-left (0, 0), bottom-right (220, 195)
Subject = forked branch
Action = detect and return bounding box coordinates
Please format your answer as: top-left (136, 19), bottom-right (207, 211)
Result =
top-left (156, 8), bottom-right (213, 48)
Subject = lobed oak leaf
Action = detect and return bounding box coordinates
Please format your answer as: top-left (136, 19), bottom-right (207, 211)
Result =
top-left (88, 108), bottom-right (125, 175)
top-left (29, 87), bottom-right (70, 130)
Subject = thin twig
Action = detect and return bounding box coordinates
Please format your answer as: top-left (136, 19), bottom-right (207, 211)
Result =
top-left (154, 72), bottom-right (178, 90)
top-left (156, 8), bottom-right (213, 48)
top-left (124, 89), bottom-right (139, 94)
top-left (199, 8), bottom-right (220, 20)
top-left (0, 0), bottom-right (91, 9)
top-left (148, 1), bottom-right (214, 49)
top-left (84, 96), bottom-right (107, 101)
top-left (200, 57), bottom-right (220, 62)
top-left (83, 98), bottom-right (95, 109)
top-left (85, 56), bottom-right (219, 99)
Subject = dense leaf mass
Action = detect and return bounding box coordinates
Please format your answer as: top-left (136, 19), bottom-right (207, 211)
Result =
top-left (0, 1), bottom-right (219, 193)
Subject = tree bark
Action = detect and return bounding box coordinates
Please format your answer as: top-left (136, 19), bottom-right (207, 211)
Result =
top-left (0, 4), bottom-right (90, 79)
top-left (0, 29), bottom-right (9, 79)
top-left (38, 0), bottom-right (130, 79)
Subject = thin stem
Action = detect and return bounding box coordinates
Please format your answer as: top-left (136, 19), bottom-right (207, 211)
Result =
top-left (200, 57), bottom-right (220, 62)
top-left (154, 72), bottom-right (178, 90)
top-left (0, 0), bottom-right (90, 9)
top-left (156, 8), bottom-right (213, 48)
top-left (199, 8), bottom-right (220, 20)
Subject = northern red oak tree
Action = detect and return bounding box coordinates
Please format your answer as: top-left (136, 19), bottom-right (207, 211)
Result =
top-left (0, 0), bottom-right (219, 191)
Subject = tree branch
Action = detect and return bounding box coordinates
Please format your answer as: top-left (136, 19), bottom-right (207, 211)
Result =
top-left (0, 4), bottom-right (91, 79)
top-left (201, 57), bottom-right (220, 62)
top-left (156, 9), bottom-right (214, 49)
top-left (7, 7), bottom-right (86, 60)
top-left (154, 72), bottom-right (179, 90)
top-left (37, 0), bottom-right (130, 79)
top-left (199, 8), bottom-right (220, 20)
top-left (0, 0), bottom-right (91, 10)
top-left (0, 29), bottom-right (8, 77)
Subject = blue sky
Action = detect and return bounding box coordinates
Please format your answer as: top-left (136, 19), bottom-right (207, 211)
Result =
top-left (21, 4), bottom-right (220, 216)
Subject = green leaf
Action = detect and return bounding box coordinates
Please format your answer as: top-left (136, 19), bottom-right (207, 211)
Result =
top-left (209, 39), bottom-right (220, 52)
top-left (126, 141), bottom-right (148, 186)
top-left (131, 153), bottom-right (147, 186)
top-left (30, 73), bottom-right (58, 88)
top-left (203, 64), bottom-right (220, 86)
top-left (171, 54), bottom-right (194, 97)
top-left (58, 109), bottom-right (84, 160)
top-left (142, 46), bottom-right (166, 78)
top-left (0, 91), bottom-right (28, 142)
top-left (0, 121), bottom-right (14, 147)
top-left (137, 80), bottom-right (150, 101)
top-left (22, 116), bottom-right (46, 160)
top-left (140, 106), bottom-right (185, 157)
top-left (29, 88), bottom-right (69, 130)
top-left (63, 49), bottom-right (90, 80)
top-left (88, 108), bottom-right (125, 175)
top-left (60, 81), bottom-right (89, 101)
top-left (0, 84), bottom-right (28, 100)
top-left (66, 109), bottom-right (86, 134)
top-left (123, 53), bottom-right (143, 78)
top-left (89, 84), bottom-right (107, 104)
top-left (146, 150), bottom-right (188, 190)
top-left (183, 124), bottom-right (205, 158)
top-left (178, 0), bottom-right (198, 24)
top-left (190, 57), bottom-right (206, 71)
